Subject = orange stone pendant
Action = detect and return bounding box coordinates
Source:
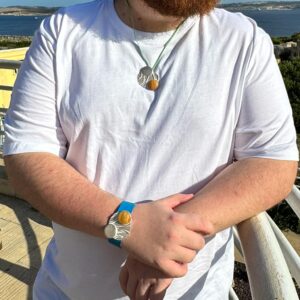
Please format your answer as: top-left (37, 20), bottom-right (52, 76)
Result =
top-left (147, 79), bottom-right (159, 91)
top-left (118, 210), bottom-right (132, 225)
top-left (137, 67), bottom-right (160, 91)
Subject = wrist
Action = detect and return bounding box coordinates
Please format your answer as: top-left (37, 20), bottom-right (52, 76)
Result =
top-left (104, 200), bottom-right (136, 248)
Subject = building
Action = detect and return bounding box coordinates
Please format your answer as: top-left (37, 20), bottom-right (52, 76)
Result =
top-left (274, 40), bottom-right (300, 62)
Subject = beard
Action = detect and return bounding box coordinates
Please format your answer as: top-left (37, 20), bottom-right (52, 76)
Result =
top-left (142, 0), bottom-right (219, 18)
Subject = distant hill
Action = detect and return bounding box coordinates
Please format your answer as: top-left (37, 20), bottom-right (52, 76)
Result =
top-left (0, 6), bottom-right (59, 16)
top-left (1, 1), bottom-right (300, 15)
top-left (219, 1), bottom-right (300, 11)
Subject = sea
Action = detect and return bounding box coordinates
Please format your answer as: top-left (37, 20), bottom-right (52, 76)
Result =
top-left (239, 8), bottom-right (300, 37)
top-left (0, 15), bottom-right (47, 36)
top-left (0, 8), bottom-right (300, 37)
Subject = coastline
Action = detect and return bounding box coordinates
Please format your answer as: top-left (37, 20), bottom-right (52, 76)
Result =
top-left (0, 35), bottom-right (32, 41)
top-left (0, 13), bottom-right (50, 16)
top-left (0, 6), bottom-right (57, 16)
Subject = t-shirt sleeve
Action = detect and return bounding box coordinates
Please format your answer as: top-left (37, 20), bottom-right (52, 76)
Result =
top-left (3, 11), bottom-right (68, 158)
top-left (233, 25), bottom-right (299, 161)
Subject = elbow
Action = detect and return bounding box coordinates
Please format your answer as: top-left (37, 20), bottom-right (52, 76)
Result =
top-left (4, 155), bottom-right (20, 182)
top-left (4, 155), bottom-right (15, 180)
top-left (4, 155), bottom-right (21, 193)
top-left (276, 160), bottom-right (298, 203)
top-left (3, 154), bottom-right (32, 198)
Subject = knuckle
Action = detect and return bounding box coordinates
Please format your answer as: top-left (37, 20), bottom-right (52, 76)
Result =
top-left (196, 235), bottom-right (205, 249)
top-left (168, 212), bottom-right (177, 222)
top-left (175, 266), bottom-right (188, 278)
top-left (153, 257), bottom-right (164, 269)
top-left (189, 250), bottom-right (197, 262)
top-left (200, 236), bottom-right (206, 247)
top-left (168, 212), bottom-right (182, 224)
top-left (182, 250), bottom-right (196, 264)
top-left (166, 231), bottom-right (178, 242)
top-left (200, 218), bottom-right (214, 234)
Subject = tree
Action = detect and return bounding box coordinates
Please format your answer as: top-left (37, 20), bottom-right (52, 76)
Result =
top-left (279, 59), bottom-right (300, 132)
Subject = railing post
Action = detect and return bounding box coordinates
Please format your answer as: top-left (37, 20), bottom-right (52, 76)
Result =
top-left (237, 212), bottom-right (298, 299)
top-left (0, 59), bottom-right (22, 70)
top-left (266, 213), bottom-right (300, 286)
top-left (286, 185), bottom-right (300, 219)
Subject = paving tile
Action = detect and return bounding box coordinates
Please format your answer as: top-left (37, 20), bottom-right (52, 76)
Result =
top-left (0, 263), bottom-right (38, 300)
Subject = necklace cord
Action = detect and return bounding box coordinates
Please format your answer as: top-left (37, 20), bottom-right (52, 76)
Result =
top-left (125, 0), bottom-right (184, 71)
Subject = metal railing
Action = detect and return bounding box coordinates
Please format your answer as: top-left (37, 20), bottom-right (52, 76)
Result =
top-left (0, 59), bottom-right (21, 150)
top-left (0, 59), bottom-right (22, 92)
top-left (1, 58), bottom-right (300, 299)
top-left (232, 186), bottom-right (300, 300)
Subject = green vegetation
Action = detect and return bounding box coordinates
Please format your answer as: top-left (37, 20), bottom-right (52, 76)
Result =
top-left (0, 36), bottom-right (32, 49)
top-left (279, 59), bottom-right (300, 132)
top-left (272, 31), bottom-right (300, 233)
top-left (272, 32), bottom-right (300, 45)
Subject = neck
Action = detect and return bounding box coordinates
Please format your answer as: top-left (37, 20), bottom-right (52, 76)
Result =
top-left (114, 0), bottom-right (184, 32)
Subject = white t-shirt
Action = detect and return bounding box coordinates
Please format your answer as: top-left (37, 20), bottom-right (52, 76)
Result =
top-left (4, 0), bottom-right (299, 299)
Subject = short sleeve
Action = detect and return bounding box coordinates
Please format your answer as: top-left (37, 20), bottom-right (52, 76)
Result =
top-left (3, 11), bottom-right (67, 158)
top-left (233, 25), bottom-right (299, 161)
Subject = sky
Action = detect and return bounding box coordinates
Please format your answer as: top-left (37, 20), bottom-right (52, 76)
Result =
top-left (0, 0), bottom-right (299, 7)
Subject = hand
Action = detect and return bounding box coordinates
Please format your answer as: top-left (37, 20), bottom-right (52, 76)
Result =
top-left (119, 255), bottom-right (173, 300)
top-left (121, 193), bottom-right (213, 277)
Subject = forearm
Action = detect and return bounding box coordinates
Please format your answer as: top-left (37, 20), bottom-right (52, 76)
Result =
top-left (175, 158), bottom-right (298, 234)
top-left (4, 152), bottom-right (121, 238)
top-left (4, 152), bottom-right (211, 277)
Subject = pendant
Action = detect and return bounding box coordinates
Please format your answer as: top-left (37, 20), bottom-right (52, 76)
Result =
top-left (137, 66), bottom-right (159, 91)
top-left (147, 79), bottom-right (159, 91)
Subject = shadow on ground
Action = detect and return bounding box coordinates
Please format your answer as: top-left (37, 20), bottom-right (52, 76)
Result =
top-left (0, 177), bottom-right (51, 300)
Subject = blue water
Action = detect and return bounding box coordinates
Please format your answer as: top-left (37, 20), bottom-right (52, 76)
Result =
top-left (240, 8), bottom-right (300, 37)
top-left (0, 15), bottom-right (47, 36)
top-left (0, 8), bottom-right (299, 37)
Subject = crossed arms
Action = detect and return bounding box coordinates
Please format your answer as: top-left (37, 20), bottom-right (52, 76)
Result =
top-left (4, 153), bottom-right (297, 298)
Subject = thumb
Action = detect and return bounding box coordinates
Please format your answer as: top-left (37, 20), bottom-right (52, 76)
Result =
top-left (160, 260), bottom-right (188, 278)
top-left (158, 193), bottom-right (194, 209)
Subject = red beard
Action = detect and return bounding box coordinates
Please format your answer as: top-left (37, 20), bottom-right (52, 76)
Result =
top-left (142, 0), bottom-right (219, 18)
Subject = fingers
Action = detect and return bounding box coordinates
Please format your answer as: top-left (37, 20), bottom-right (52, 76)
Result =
top-left (135, 279), bottom-right (152, 300)
top-left (135, 279), bottom-right (172, 300)
top-left (163, 213), bottom-right (206, 252)
top-left (127, 274), bottom-right (139, 300)
top-left (158, 259), bottom-right (188, 278)
top-left (179, 229), bottom-right (206, 251)
top-left (119, 265), bottom-right (129, 295)
top-left (149, 289), bottom-right (167, 300)
top-left (182, 214), bottom-right (214, 235)
top-left (170, 246), bottom-right (197, 264)
top-left (148, 281), bottom-right (171, 300)
top-left (158, 193), bottom-right (194, 208)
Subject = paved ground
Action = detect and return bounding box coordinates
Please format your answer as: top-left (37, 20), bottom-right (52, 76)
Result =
top-left (0, 194), bottom-right (52, 300)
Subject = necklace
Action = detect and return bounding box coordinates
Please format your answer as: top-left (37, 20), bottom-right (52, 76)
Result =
top-left (125, 0), bottom-right (184, 91)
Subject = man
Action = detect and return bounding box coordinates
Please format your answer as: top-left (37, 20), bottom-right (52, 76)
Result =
top-left (3, 0), bottom-right (298, 299)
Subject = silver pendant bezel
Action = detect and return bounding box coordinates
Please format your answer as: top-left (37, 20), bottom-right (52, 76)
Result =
top-left (137, 66), bottom-right (159, 89)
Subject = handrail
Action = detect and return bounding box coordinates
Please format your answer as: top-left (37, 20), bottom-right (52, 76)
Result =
top-left (229, 287), bottom-right (239, 300)
top-left (236, 212), bottom-right (298, 299)
top-left (0, 59), bottom-right (22, 70)
top-left (286, 185), bottom-right (300, 219)
top-left (0, 85), bottom-right (13, 91)
top-left (233, 226), bottom-right (243, 256)
top-left (266, 213), bottom-right (300, 286)
top-left (0, 59), bottom-right (22, 94)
